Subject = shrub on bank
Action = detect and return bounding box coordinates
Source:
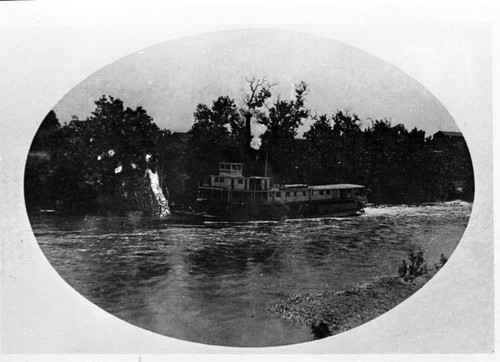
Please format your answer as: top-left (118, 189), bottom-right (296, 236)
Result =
top-left (269, 251), bottom-right (448, 340)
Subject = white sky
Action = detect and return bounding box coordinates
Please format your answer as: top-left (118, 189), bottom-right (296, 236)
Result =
top-left (49, 28), bottom-right (464, 136)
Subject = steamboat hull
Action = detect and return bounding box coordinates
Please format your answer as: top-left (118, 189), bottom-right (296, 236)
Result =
top-left (195, 162), bottom-right (366, 221)
top-left (195, 198), bottom-right (363, 221)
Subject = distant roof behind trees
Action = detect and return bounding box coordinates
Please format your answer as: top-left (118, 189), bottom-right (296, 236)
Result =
top-left (433, 131), bottom-right (463, 138)
top-left (433, 131), bottom-right (466, 150)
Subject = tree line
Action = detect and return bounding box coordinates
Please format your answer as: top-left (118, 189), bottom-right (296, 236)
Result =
top-left (25, 78), bottom-right (474, 214)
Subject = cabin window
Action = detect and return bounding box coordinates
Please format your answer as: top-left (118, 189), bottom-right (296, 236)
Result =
top-left (303, 191), bottom-right (307, 196)
top-left (326, 190), bottom-right (330, 195)
top-left (319, 190), bottom-right (324, 195)
top-left (294, 191), bottom-right (297, 196)
top-left (276, 192), bottom-right (281, 198)
top-left (285, 192), bottom-right (290, 197)
top-left (238, 179), bottom-right (244, 184)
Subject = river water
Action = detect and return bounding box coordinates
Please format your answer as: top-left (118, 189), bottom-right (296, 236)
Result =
top-left (30, 201), bottom-right (472, 347)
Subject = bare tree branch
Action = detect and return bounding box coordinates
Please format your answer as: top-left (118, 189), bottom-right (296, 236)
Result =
top-left (243, 76), bottom-right (276, 112)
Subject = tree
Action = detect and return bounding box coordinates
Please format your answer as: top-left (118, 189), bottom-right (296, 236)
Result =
top-left (185, 96), bottom-right (244, 201)
top-left (303, 114), bottom-right (338, 184)
top-left (25, 110), bottom-right (62, 209)
top-left (261, 81), bottom-right (309, 140)
top-left (260, 81), bottom-right (310, 183)
top-left (239, 76), bottom-right (276, 162)
top-left (30, 110), bottom-right (61, 151)
top-left (47, 96), bottom-right (168, 215)
top-left (243, 76), bottom-right (275, 111)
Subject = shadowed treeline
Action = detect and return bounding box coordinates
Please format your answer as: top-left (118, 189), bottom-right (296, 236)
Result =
top-left (25, 79), bottom-right (474, 215)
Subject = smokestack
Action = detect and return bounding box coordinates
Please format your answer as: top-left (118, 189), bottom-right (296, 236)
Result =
top-left (245, 112), bottom-right (252, 149)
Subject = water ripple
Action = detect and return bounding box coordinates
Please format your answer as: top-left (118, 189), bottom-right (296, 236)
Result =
top-left (29, 201), bottom-right (472, 347)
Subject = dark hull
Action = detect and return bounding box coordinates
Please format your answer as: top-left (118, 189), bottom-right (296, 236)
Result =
top-left (195, 198), bottom-right (363, 221)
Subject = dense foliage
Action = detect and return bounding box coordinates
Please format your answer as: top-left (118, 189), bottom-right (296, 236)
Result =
top-left (26, 96), bottom-right (170, 213)
top-left (25, 79), bottom-right (474, 214)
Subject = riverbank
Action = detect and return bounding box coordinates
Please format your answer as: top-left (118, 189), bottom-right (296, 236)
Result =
top-left (267, 258), bottom-right (444, 339)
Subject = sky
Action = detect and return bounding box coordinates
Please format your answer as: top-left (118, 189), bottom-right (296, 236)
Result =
top-left (52, 29), bottom-right (458, 137)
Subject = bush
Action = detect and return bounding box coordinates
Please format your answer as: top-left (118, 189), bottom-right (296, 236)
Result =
top-left (398, 250), bottom-right (429, 281)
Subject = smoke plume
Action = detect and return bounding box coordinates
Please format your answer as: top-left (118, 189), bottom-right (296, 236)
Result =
top-left (250, 116), bottom-right (267, 150)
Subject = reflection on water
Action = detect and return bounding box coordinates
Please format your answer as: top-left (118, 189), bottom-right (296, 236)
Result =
top-left (30, 201), bottom-right (472, 347)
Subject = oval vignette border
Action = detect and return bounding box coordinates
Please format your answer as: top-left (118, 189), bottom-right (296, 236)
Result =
top-left (1, 23), bottom-right (494, 350)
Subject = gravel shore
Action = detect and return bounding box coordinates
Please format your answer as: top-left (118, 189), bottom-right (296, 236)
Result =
top-left (267, 272), bottom-right (435, 339)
